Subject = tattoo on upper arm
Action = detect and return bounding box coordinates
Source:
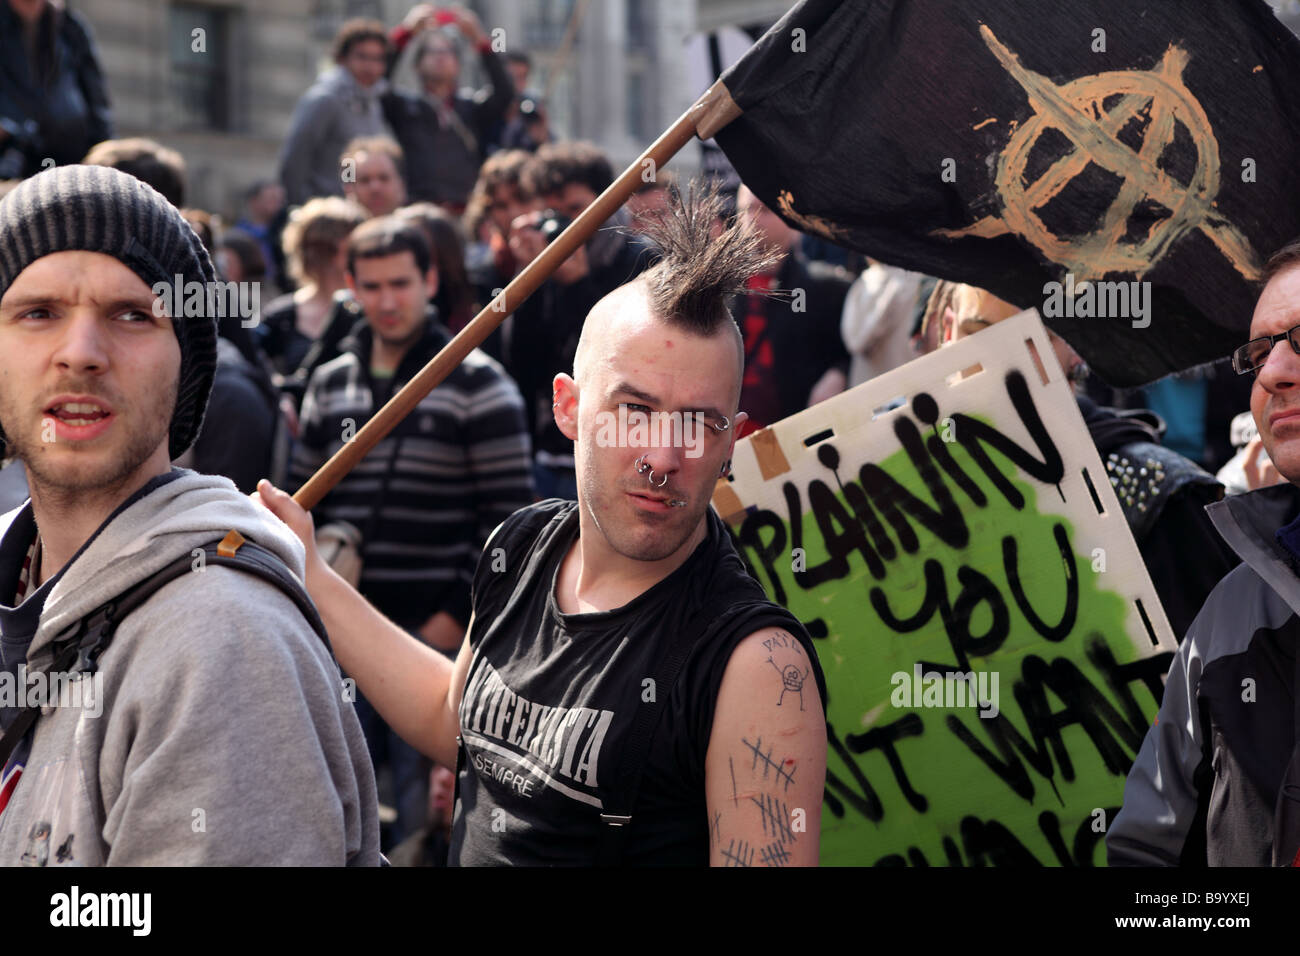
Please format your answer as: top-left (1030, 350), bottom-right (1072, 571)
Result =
top-left (751, 793), bottom-right (797, 844)
top-left (759, 841), bottom-right (791, 866)
top-left (743, 736), bottom-right (797, 791)
top-left (763, 631), bottom-right (810, 710)
top-left (761, 631), bottom-right (797, 654)
top-left (715, 637), bottom-right (820, 864)
top-left (721, 838), bottom-right (755, 867)
top-left (716, 733), bottom-right (810, 865)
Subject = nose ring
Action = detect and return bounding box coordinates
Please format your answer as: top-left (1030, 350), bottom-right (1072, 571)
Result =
top-left (634, 455), bottom-right (668, 487)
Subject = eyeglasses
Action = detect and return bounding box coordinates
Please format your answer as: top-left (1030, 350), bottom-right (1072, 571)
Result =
top-left (1233, 323), bottom-right (1300, 375)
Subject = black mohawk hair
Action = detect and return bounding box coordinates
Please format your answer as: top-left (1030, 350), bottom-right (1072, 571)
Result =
top-left (635, 181), bottom-right (782, 333)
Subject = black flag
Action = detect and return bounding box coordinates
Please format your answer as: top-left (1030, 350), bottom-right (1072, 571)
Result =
top-left (713, 0), bottom-right (1300, 386)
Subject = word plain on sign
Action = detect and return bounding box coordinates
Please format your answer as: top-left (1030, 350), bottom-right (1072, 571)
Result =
top-left (722, 319), bottom-right (1175, 865)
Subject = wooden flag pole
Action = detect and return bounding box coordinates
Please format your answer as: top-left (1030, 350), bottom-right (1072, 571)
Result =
top-left (292, 80), bottom-right (743, 510)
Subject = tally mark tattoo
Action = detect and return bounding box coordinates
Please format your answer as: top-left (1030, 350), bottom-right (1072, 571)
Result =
top-left (759, 841), bottom-right (791, 867)
top-left (721, 838), bottom-right (754, 867)
top-left (750, 793), bottom-right (797, 845)
top-left (743, 736), bottom-right (797, 791)
top-left (709, 810), bottom-right (722, 847)
top-left (729, 756), bottom-right (739, 807)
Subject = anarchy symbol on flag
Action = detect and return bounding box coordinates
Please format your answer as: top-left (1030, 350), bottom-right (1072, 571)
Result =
top-left (936, 25), bottom-right (1261, 283)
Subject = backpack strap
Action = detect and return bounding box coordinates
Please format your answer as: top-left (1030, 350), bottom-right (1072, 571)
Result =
top-left (70, 532), bottom-right (331, 672)
top-left (0, 531), bottom-right (331, 771)
top-left (202, 533), bottom-right (331, 653)
top-left (0, 641), bottom-right (79, 773)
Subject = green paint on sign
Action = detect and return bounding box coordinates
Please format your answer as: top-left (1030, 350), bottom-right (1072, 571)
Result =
top-left (730, 417), bottom-right (1165, 866)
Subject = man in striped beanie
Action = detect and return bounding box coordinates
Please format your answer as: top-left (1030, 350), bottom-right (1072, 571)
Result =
top-left (0, 165), bottom-right (380, 865)
top-left (0, 164), bottom-right (216, 464)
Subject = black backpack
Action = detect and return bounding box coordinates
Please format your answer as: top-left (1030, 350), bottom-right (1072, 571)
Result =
top-left (0, 532), bottom-right (331, 770)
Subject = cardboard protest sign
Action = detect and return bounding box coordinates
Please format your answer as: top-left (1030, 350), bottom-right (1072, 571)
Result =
top-left (712, 310), bottom-right (1178, 865)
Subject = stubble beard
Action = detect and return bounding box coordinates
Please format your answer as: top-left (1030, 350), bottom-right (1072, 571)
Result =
top-left (579, 459), bottom-right (708, 564)
top-left (1256, 390), bottom-right (1300, 484)
top-left (374, 315), bottom-right (425, 355)
top-left (0, 373), bottom-right (177, 509)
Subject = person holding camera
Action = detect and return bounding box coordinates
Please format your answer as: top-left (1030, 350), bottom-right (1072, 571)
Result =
top-left (502, 142), bottom-right (653, 500)
top-left (383, 4), bottom-right (514, 212)
top-left (488, 51), bottom-right (551, 155)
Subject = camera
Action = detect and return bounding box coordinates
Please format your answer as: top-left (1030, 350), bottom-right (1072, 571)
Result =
top-left (537, 209), bottom-right (571, 245)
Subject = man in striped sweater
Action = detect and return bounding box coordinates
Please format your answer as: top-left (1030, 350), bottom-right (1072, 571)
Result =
top-left (288, 216), bottom-right (533, 843)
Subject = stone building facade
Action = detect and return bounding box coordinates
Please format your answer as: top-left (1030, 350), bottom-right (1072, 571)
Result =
top-left (74, 0), bottom-right (723, 218)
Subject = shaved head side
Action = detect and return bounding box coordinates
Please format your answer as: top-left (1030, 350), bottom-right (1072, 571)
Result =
top-left (574, 281), bottom-right (745, 403)
top-left (574, 284), bottom-right (634, 386)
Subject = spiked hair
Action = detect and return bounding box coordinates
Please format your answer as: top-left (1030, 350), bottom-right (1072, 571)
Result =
top-left (635, 182), bottom-right (780, 334)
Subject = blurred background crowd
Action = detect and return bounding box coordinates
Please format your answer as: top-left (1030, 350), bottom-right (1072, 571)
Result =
top-left (5, 0), bottom-right (1300, 863)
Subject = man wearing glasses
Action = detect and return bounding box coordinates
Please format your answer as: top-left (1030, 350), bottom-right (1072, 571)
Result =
top-left (1108, 240), bottom-right (1300, 866)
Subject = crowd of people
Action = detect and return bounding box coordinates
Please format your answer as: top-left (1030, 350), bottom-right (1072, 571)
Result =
top-left (0, 2), bottom-right (840, 865)
top-left (1, 0), bottom-right (1295, 870)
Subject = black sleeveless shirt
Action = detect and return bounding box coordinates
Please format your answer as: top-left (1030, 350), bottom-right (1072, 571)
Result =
top-left (449, 499), bottom-right (826, 866)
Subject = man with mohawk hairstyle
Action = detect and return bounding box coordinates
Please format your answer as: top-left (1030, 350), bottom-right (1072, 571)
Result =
top-left (256, 184), bottom-right (828, 865)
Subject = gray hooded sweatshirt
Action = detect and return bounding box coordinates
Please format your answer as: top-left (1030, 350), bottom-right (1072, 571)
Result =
top-left (0, 468), bottom-right (380, 865)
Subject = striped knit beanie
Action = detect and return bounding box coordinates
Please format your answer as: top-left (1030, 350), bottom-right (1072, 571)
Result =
top-left (0, 164), bottom-right (217, 459)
